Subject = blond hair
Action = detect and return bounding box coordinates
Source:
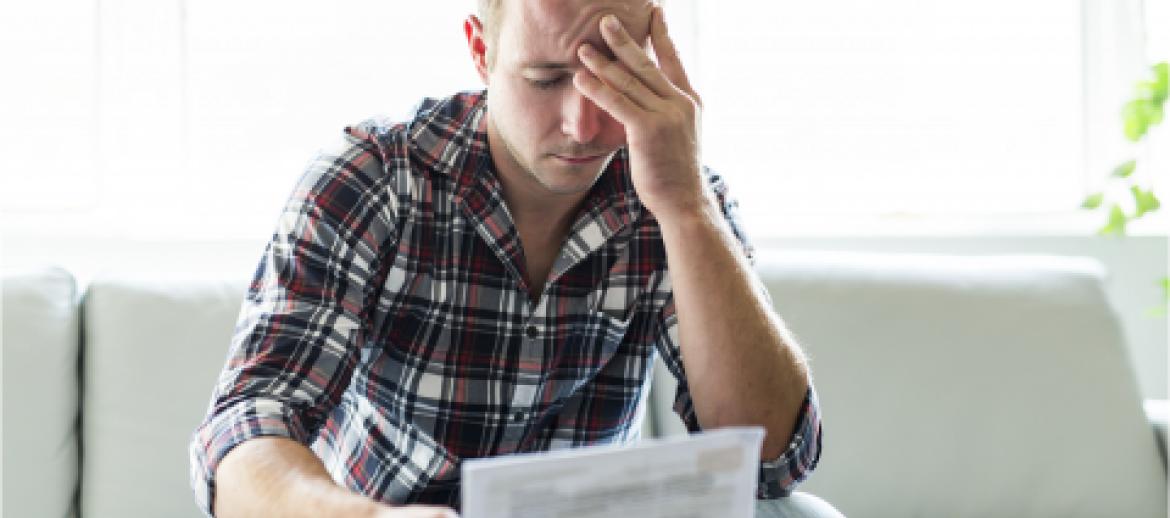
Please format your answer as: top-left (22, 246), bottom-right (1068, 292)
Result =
top-left (477, 0), bottom-right (504, 67)
top-left (477, 0), bottom-right (664, 68)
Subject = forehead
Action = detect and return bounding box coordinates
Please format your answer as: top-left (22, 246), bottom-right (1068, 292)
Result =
top-left (500, 0), bottom-right (655, 66)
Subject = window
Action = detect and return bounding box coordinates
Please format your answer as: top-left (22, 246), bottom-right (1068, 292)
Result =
top-left (690, 0), bottom-right (1086, 234)
top-left (0, 0), bottom-right (1161, 241)
top-left (0, 1), bottom-right (99, 211)
top-left (2, 1), bottom-right (482, 241)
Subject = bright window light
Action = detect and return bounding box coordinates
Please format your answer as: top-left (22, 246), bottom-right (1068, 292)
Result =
top-left (0, 0), bottom-right (1155, 242)
top-left (692, 0), bottom-right (1083, 228)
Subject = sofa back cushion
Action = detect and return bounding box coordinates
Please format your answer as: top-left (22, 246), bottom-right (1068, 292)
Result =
top-left (81, 275), bottom-right (247, 518)
top-left (750, 251), bottom-right (1165, 517)
top-left (2, 267), bottom-right (81, 518)
top-left (71, 251), bottom-right (1169, 517)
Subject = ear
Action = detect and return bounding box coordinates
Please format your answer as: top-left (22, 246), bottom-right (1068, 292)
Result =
top-left (464, 15), bottom-right (490, 84)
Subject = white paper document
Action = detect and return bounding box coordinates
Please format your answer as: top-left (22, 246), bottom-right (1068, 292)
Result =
top-left (461, 427), bottom-right (764, 518)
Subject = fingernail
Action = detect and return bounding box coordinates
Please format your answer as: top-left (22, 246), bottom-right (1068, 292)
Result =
top-left (578, 43), bottom-right (595, 58)
top-left (603, 14), bottom-right (620, 31)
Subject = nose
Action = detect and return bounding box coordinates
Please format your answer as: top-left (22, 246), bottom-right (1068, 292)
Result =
top-left (561, 88), bottom-right (604, 144)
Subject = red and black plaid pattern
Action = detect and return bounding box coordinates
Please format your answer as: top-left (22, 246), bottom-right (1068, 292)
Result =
top-left (189, 90), bottom-right (821, 514)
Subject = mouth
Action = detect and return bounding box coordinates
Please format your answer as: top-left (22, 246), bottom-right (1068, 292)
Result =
top-left (553, 153), bottom-right (606, 165)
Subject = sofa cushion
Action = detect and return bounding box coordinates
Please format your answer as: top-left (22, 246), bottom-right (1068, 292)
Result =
top-left (737, 251), bottom-right (1165, 517)
top-left (81, 275), bottom-right (247, 518)
top-left (2, 267), bottom-right (80, 518)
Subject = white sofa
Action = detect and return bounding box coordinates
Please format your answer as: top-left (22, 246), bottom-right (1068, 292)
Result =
top-left (3, 251), bottom-right (1166, 517)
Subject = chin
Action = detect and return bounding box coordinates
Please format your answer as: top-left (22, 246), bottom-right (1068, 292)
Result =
top-left (539, 176), bottom-right (598, 196)
top-left (532, 159), bottom-right (607, 194)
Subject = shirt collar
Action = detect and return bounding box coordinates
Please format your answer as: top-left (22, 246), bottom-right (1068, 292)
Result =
top-left (407, 90), bottom-right (642, 225)
top-left (406, 90), bottom-right (646, 290)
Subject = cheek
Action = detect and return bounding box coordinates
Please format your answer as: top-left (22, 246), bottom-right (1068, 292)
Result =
top-left (491, 83), bottom-right (539, 136)
top-left (503, 80), bottom-right (558, 125)
top-left (521, 94), bottom-right (566, 139)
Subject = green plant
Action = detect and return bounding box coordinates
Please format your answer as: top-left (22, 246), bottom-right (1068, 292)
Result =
top-left (1081, 62), bottom-right (1167, 233)
top-left (1081, 61), bottom-right (1168, 315)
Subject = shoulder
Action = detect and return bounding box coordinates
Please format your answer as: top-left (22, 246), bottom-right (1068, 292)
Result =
top-left (403, 90), bottom-right (487, 136)
top-left (335, 89), bottom-right (487, 168)
top-left (300, 90), bottom-right (486, 203)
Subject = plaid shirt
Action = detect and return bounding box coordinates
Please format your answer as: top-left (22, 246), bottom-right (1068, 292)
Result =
top-left (189, 90), bottom-right (821, 515)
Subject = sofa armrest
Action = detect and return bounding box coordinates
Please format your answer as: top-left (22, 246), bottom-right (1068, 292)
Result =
top-left (2, 267), bottom-right (81, 518)
top-left (1145, 399), bottom-right (1167, 471)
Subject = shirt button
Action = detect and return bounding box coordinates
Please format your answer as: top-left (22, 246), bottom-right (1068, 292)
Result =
top-left (525, 325), bottom-right (538, 339)
top-left (512, 411), bottom-right (526, 422)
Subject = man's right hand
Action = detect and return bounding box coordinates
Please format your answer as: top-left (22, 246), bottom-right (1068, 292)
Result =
top-left (214, 437), bottom-right (460, 518)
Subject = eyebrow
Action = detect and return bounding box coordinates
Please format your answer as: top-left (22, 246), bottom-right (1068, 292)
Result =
top-left (520, 44), bottom-right (620, 71)
top-left (522, 62), bottom-right (574, 71)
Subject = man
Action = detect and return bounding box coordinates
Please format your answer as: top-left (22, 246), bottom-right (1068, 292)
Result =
top-left (190, 1), bottom-right (826, 516)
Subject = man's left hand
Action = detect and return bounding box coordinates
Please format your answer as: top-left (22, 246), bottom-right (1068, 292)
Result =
top-left (573, 7), bottom-right (709, 221)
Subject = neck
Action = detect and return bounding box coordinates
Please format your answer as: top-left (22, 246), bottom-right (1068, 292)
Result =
top-left (485, 114), bottom-right (588, 235)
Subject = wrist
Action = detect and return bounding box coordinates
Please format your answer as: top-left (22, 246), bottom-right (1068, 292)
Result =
top-left (653, 194), bottom-right (721, 232)
top-left (648, 190), bottom-right (719, 227)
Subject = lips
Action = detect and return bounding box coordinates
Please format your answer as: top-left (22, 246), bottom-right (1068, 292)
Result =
top-left (554, 154), bottom-right (605, 164)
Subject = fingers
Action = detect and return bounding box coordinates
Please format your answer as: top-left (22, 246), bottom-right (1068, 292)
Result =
top-left (577, 43), bottom-right (661, 110)
top-left (573, 67), bottom-right (645, 125)
top-left (648, 6), bottom-right (699, 103)
top-left (598, 13), bottom-right (678, 99)
top-left (575, 9), bottom-right (703, 126)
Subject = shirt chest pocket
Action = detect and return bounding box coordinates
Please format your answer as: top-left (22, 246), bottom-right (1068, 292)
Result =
top-left (584, 278), bottom-right (640, 323)
top-left (575, 309), bottom-right (631, 352)
top-left (544, 309), bottom-right (631, 402)
top-left (546, 281), bottom-right (641, 400)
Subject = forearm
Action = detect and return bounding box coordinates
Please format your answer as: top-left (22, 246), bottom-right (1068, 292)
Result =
top-left (657, 199), bottom-right (809, 459)
top-left (214, 437), bottom-right (382, 518)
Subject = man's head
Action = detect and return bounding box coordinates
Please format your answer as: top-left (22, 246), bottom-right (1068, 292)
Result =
top-left (464, 0), bottom-right (656, 197)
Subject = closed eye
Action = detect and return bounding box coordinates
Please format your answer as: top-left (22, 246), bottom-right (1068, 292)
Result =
top-left (529, 75), bottom-right (568, 90)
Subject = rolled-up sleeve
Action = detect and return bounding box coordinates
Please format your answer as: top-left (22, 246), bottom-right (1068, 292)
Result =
top-left (756, 386), bottom-right (822, 498)
top-left (188, 125), bottom-right (401, 516)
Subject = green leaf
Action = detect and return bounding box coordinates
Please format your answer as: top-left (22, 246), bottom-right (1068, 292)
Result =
top-left (1123, 100), bottom-right (1150, 141)
top-left (1149, 275), bottom-right (1169, 318)
top-left (1131, 186), bottom-right (1149, 216)
top-left (1152, 62), bottom-right (1168, 104)
top-left (1150, 103), bottom-right (1164, 126)
top-left (1098, 204), bottom-right (1129, 236)
top-left (1131, 185), bottom-right (1161, 217)
top-left (1080, 192), bottom-right (1104, 209)
top-left (1112, 159), bottom-right (1137, 178)
top-left (1147, 304), bottom-right (1168, 318)
top-left (1137, 80), bottom-right (1159, 100)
